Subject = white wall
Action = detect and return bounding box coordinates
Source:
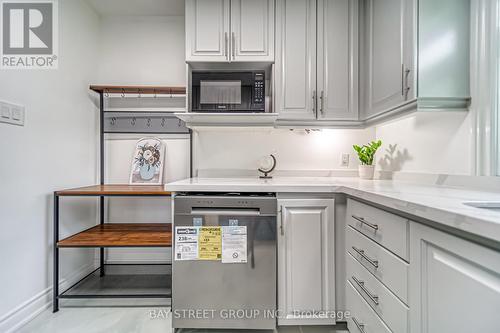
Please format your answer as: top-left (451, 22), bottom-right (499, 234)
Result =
top-left (374, 112), bottom-right (472, 175)
top-left (97, 15), bottom-right (185, 85)
top-left (193, 128), bottom-right (375, 176)
top-left (0, 1), bottom-right (100, 331)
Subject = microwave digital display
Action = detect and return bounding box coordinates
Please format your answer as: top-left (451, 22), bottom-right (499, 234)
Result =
top-left (191, 71), bottom-right (265, 113)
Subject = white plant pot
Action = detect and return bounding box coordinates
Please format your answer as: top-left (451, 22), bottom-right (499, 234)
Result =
top-left (358, 165), bottom-right (375, 180)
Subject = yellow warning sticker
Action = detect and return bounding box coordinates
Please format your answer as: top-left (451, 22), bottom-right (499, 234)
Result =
top-left (198, 227), bottom-right (222, 260)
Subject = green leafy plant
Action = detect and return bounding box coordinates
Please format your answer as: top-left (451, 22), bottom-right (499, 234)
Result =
top-left (353, 140), bottom-right (382, 166)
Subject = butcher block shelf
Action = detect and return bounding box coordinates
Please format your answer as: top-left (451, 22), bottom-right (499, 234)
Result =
top-left (56, 184), bottom-right (171, 196)
top-left (57, 223), bottom-right (172, 248)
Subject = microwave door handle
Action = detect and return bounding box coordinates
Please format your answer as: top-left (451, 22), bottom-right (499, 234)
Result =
top-left (190, 208), bottom-right (261, 216)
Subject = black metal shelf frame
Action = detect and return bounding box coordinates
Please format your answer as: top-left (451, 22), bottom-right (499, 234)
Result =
top-left (52, 90), bottom-right (191, 312)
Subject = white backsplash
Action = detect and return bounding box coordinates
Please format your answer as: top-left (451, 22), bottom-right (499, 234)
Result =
top-left (192, 127), bottom-right (375, 176)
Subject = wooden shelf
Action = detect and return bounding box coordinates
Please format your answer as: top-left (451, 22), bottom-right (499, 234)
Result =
top-left (55, 185), bottom-right (171, 196)
top-left (57, 223), bottom-right (172, 248)
top-left (90, 85), bottom-right (185, 95)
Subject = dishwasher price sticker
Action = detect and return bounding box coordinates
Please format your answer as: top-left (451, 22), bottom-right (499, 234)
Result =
top-left (175, 227), bottom-right (199, 261)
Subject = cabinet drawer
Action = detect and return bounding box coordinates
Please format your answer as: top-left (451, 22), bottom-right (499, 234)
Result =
top-left (347, 199), bottom-right (409, 260)
top-left (346, 226), bottom-right (409, 304)
top-left (347, 252), bottom-right (409, 332)
top-left (346, 280), bottom-right (391, 333)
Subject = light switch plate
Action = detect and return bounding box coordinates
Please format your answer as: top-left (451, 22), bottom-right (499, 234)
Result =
top-left (1, 105), bottom-right (10, 118)
top-left (0, 100), bottom-right (25, 126)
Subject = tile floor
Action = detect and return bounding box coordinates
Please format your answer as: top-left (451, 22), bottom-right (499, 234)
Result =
top-left (17, 307), bottom-right (349, 333)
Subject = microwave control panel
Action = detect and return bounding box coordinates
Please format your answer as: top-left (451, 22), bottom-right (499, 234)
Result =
top-left (253, 72), bottom-right (265, 105)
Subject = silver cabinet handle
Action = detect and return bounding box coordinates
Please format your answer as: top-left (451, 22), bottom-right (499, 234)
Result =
top-left (312, 90), bottom-right (316, 114)
top-left (352, 276), bottom-right (379, 305)
top-left (401, 64), bottom-right (405, 96)
top-left (352, 317), bottom-right (366, 333)
top-left (320, 91), bottom-right (324, 115)
top-left (404, 67), bottom-right (411, 100)
top-left (279, 206), bottom-right (284, 236)
top-left (232, 32), bottom-right (235, 60)
top-left (225, 32), bottom-right (229, 60)
top-left (352, 246), bottom-right (379, 268)
top-left (351, 215), bottom-right (379, 230)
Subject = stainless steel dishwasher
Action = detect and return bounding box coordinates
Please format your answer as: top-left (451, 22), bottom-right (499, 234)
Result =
top-left (172, 193), bottom-right (277, 330)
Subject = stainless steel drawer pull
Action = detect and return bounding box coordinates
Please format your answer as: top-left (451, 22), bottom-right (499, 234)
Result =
top-left (351, 215), bottom-right (379, 230)
top-left (352, 246), bottom-right (379, 268)
top-left (352, 317), bottom-right (366, 333)
top-left (352, 276), bottom-right (379, 305)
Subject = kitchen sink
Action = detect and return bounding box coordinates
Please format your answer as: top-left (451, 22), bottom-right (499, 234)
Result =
top-left (463, 201), bottom-right (500, 209)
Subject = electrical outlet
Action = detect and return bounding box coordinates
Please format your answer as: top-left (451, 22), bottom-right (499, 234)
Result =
top-left (0, 101), bottom-right (24, 126)
top-left (341, 153), bottom-right (350, 167)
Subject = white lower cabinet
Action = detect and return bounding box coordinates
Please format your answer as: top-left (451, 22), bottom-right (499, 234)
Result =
top-left (277, 198), bottom-right (335, 325)
top-left (409, 222), bottom-right (500, 333)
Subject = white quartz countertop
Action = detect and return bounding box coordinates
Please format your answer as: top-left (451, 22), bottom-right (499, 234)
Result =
top-left (165, 177), bottom-right (500, 244)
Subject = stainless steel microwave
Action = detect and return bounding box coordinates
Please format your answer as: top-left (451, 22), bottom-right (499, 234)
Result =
top-left (191, 71), bottom-right (265, 112)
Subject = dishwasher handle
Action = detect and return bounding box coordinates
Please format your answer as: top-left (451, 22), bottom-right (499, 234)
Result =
top-left (191, 208), bottom-right (261, 216)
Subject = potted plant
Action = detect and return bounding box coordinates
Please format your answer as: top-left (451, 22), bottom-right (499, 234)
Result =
top-left (353, 140), bottom-right (382, 180)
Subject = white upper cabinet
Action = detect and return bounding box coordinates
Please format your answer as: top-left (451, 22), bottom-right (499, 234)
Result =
top-left (185, 0), bottom-right (230, 62)
top-left (276, 0), bottom-right (358, 122)
top-left (278, 198), bottom-right (335, 325)
top-left (275, 0), bottom-right (317, 120)
top-left (317, 0), bottom-right (359, 120)
top-left (186, 0), bottom-right (275, 62)
top-left (410, 222), bottom-right (500, 332)
top-left (362, 0), bottom-right (470, 121)
top-left (363, 0), bottom-right (414, 119)
top-left (230, 0), bottom-right (275, 62)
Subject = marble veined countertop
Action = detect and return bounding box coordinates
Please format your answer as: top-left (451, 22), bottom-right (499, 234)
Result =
top-left (165, 177), bottom-right (500, 244)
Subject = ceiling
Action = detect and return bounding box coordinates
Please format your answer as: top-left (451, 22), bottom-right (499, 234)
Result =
top-left (86, 0), bottom-right (185, 16)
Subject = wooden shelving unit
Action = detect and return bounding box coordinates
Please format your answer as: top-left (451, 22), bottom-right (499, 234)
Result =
top-left (52, 85), bottom-right (189, 312)
top-left (57, 223), bottom-right (172, 248)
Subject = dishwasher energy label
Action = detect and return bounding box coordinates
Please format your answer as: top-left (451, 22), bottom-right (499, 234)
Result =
top-left (198, 227), bottom-right (222, 260)
top-left (174, 227), bottom-right (199, 261)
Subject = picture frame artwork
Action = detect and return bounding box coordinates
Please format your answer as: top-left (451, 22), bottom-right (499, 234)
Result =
top-left (129, 137), bottom-right (165, 185)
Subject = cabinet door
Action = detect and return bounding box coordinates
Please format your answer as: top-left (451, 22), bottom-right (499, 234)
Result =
top-left (410, 222), bottom-right (500, 332)
top-left (185, 0), bottom-right (230, 62)
top-left (317, 0), bottom-right (359, 120)
top-left (230, 0), bottom-right (275, 62)
top-left (278, 198), bottom-right (335, 325)
top-left (275, 0), bottom-right (317, 120)
top-left (364, 0), bottom-right (414, 119)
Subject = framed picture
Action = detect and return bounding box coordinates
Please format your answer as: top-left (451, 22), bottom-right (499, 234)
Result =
top-left (129, 137), bottom-right (165, 185)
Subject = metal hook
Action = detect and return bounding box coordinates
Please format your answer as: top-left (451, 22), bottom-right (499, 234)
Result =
top-left (161, 118), bottom-right (166, 127)
top-left (110, 117), bottom-right (116, 125)
top-left (104, 90), bottom-right (109, 98)
top-left (178, 119), bottom-right (182, 127)
top-left (147, 118), bottom-right (151, 127)
top-left (121, 88), bottom-right (125, 98)
top-left (131, 117), bottom-right (136, 126)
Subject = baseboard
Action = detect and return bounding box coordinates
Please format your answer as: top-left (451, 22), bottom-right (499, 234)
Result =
top-left (0, 263), bottom-right (97, 333)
